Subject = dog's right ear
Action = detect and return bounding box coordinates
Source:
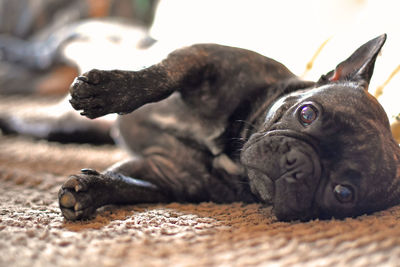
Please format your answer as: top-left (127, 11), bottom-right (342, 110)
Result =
top-left (317, 34), bottom-right (386, 89)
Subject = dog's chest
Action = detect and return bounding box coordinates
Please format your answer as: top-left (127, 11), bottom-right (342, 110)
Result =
top-left (140, 93), bottom-right (228, 155)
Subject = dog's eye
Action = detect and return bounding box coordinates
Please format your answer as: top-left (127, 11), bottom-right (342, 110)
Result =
top-left (333, 184), bottom-right (354, 203)
top-left (299, 105), bottom-right (318, 125)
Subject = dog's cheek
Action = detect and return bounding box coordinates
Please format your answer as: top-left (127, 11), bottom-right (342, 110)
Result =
top-left (314, 180), bottom-right (357, 219)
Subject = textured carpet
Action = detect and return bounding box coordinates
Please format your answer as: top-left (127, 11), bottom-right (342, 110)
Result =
top-left (1, 106), bottom-right (400, 266)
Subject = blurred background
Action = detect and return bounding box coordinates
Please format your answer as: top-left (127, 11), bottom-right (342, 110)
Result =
top-left (0, 0), bottom-right (399, 141)
top-left (1, 2), bottom-right (400, 266)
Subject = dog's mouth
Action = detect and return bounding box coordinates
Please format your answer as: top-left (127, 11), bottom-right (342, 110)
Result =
top-left (241, 130), bottom-right (322, 221)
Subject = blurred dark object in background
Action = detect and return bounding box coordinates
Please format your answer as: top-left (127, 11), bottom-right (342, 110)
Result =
top-left (0, 0), bottom-right (158, 95)
top-left (0, 0), bottom-right (158, 37)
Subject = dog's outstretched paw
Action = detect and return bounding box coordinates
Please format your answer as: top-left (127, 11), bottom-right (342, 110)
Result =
top-left (58, 169), bottom-right (103, 221)
top-left (69, 69), bottom-right (130, 119)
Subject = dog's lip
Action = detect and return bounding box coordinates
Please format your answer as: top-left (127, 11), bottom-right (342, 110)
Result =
top-left (246, 167), bottom-right (275, 203)
top-left (245, 162), bottom-right (315, 205)
top-left (245, 165), bottom-right (275, 181)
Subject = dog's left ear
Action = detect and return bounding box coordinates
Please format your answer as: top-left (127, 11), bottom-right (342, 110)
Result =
top-left (317, 34), bottom-right (386, 89)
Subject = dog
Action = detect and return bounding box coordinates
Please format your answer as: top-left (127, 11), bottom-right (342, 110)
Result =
top-left (56, 34), bottom-right (400, 221)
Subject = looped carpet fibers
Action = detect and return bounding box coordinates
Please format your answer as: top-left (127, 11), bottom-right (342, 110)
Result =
top-left (1, 135), bottom-right (400, 266)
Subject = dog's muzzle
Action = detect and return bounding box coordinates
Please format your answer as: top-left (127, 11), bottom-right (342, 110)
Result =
top-left (241, 130), bottom-right (322, 220)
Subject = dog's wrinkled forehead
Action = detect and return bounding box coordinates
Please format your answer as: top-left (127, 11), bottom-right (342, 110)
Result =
top-left (263, 82), bottom-right (393, 173)
top-left (266, 34), bottom-right (389, 134)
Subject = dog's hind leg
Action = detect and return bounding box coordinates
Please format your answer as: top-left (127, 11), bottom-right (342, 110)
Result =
top-left (58, 131), bottom-right (255, 220)
top-left (58, 149), bottom-right (208, 220)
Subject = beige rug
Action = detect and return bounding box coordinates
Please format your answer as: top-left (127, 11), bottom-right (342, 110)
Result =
top-left (1, 101), bottom-right (400, 266)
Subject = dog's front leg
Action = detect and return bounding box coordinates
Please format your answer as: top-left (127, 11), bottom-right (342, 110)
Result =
top-left (69, 67), bottom-right (174, 119)
top-left (69, 44), bottom-right (303, 120)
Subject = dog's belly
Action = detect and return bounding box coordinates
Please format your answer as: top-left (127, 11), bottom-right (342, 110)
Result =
top-left (114, 93), bottom-right (227, 156)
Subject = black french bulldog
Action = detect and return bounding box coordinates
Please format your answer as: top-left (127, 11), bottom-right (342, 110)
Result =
top-left (58, 34), bottom-right (400, 221)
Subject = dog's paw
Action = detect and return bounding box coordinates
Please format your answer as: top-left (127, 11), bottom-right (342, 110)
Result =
top-left (58, 169), bottom-right (103, 221)
top-left (69, 69), bottom-right (129, 119)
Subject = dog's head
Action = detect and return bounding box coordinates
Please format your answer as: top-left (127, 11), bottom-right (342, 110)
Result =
top-left (241, 34), bottom-right (400, 221)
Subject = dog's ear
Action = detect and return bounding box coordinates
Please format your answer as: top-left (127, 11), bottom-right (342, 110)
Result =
top-left (317, 34), bottom-right (386, 89)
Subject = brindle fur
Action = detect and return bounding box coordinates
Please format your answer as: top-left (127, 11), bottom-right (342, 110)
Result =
top-left (57, 35), bottom-right (400, 221)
